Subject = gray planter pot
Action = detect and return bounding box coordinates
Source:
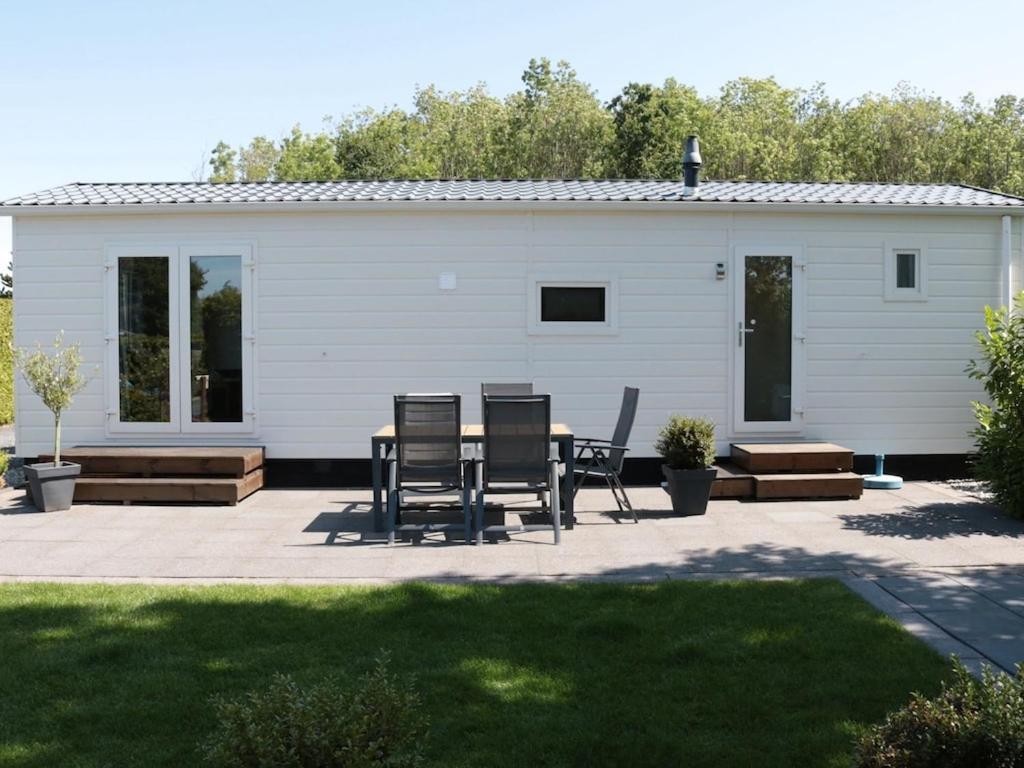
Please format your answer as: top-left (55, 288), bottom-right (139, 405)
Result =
top-left (662, 465), bottom-right (716, 516)
top-left (24, 462), bottom-right (81, 513)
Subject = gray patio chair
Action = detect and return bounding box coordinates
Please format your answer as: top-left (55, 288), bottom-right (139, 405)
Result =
top-left (475, 394), bottom-right (561, 545)
top-left (569, 386), bottom-right (639, 523)
top-left (480, 382), bottom-right (532, 418)
top-left (387, 394), bottom-right (472, 545)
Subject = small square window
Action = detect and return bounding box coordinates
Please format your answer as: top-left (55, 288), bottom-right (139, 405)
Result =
top-left (896, 252), bottom-right (916, 289)
top-left (540, 286), bottom-right (606, 323)
top-left (528, 275), bottom-right (618, 335)
top-left (884, 246), bottom-right (927, 301)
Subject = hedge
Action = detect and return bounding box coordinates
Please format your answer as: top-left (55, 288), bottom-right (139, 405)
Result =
top-left (0, 299), bottom-right (12, 424)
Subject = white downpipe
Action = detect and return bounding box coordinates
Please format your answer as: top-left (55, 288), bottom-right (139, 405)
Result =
top-left (1001, 215), bottom-right (1013, 308)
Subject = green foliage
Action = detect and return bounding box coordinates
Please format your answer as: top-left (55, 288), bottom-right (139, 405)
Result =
top-left (1, 260), bottom-right (11, 298)
top-left (13, 332), bottom-right (88, 462)
top-left (967, 293), bottom-right (1024, 517)
top-left (275, 125), bottom-right (342, 181)
top-left (854, 658), bottom-right (1024, 767)
top-left (205, 61), bottom-right (1024, 195)
top-left (203, 655), bottom-right (426, 768)
top-left (209, 141), bottom-right (237, 183)
top-left (655, 415), bottom-right (716, 470)
top-left (0, 450), bottom-right (8, 486)
top-left (0, 298), bottom-right (11, 424)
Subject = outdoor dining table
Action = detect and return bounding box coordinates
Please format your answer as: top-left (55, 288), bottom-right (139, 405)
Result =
top-left (370, 423), bottom-right (576, 532)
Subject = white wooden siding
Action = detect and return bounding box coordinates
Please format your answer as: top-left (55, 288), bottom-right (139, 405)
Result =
top-left (11, 209), bottom-right (1023, 460)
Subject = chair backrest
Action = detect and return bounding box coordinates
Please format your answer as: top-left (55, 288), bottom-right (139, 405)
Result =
top-left (608, 387), bottom-right (640, 473)
top-left (393, 394), bottom-right (462, 488)
top-left (481, 382), bottom-right (532, 420)
top-left (482, 394), bottom-right (551, 486)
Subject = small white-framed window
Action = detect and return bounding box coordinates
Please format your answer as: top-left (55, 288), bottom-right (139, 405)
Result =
top-left (884, 245), bottom-right (927, 301)
top-left (527, 275), bottom-right (618, 335)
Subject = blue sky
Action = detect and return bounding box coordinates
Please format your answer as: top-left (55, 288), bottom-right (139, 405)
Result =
top-left (1, 0), bottom-right (1024, 201)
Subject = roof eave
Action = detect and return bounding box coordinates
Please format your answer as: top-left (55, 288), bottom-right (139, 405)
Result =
top-left (1, 199), bottom-right (1022, 216)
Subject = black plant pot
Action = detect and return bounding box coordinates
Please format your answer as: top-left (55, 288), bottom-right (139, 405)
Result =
top-left (662, 465), bottom-right (716, 516)
top-left (24, 462), bottom-right (81, 513)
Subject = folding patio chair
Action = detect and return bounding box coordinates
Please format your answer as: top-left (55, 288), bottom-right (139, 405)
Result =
top-left (570, 386), bottom-right (639, 523)
top-left (480, 382), bottom-right (533, 418)
top-left (475, 394), bottom-right (561, 545)
top-left (387, 394), bottom-right (472, 544)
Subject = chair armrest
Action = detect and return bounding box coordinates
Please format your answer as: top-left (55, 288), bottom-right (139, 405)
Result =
top-left (577, 443), bottom-right (631, 454)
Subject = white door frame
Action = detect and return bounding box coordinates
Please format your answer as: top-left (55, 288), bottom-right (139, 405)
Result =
top-left (178, 244), bottom-right (256, 434)
top-left (732, 244), bottom-right (806, 434)
top-left (104, 245), bottom-right (182, 434)
top-left (104, 242), bottom-right (256, 437)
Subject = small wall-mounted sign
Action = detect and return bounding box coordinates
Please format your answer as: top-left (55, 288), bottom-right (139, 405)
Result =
top-left (439, 272), bottom-right (457, 290)
top-left (715, 262), bottom-right (727, 280)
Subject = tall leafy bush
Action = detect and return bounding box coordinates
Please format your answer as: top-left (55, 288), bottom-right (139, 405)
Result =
top-left (0, 298), bottom-right (11, 424)
top-left (854, 658), bottom-right (1024, 767)
top-left (967, 293), bottom-right (1024, 517)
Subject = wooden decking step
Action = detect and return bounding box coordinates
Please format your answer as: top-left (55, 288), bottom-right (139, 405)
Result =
top-left (73, 470), bottom-right (264, 506)
top-left (753, 472), bottom-right (863, 500)
top-left (730, 442), bottom-right (854, 473)
top-left (40, 446), bottom-right (264, 478)
top-left (711, 463), bottom-right (755, 499)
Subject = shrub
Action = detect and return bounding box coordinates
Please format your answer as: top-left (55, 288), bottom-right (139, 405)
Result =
top-left (202, 654), bottom-right (427, 768)
top-left (0, 298), bottom-right (11, 425)
top-left (967, 293), bottom-right (1024, 517)
top-left (654, 415), bottom-right (716, 470)
top-left (0, 451), bottom-right (8, 487)
top-left (854, 658), bottom-right (1024, 768)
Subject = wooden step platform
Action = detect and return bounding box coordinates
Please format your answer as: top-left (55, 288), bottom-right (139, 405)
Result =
top-left (706, 442), bottom-right (864, 501)
top-left (711, 464), bottom-right (755, 499)
top-left (731, 442), bottom-right (854, 473)
top-left (40, 447), bottom-right (264, 478)
top-left (38, 446), bottom-right (265, 506)
top-left (74, 471), bottom-right (264, 505)
top-left (753, 471), bottom-right (863, 500)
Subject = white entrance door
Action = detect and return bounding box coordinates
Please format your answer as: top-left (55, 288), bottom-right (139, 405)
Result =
top-left (733, 246), bottom-right (805, 433)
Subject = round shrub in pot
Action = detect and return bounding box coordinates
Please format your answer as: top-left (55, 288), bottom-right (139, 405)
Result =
top-left (655, 415), bottom-right (717, 516)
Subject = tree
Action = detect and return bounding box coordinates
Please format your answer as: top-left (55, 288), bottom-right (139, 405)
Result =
top-left (203, 60), bottom-right (1024, 196)
top-left (275, 125), bottom-right (342, 181)
top-left (608, 79), bottom-right (709, 178)
top-left (1, 260), bottom-right (11, 298)
top-left (238, 136), bottom-right (279, 182)
top-left (208, 141), bottom-right (237, 183)
top-left (496, 58), bottom-right (611, 177)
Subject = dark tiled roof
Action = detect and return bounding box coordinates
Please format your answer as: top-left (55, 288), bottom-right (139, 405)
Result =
top-left (3, 180), bottom-right (1023, 208)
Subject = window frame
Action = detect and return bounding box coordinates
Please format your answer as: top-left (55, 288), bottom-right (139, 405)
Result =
top-left (104, 242), bottom-right (256, 437)
top-left (884, 244), bottom-right (928, 302)
top-left (527, 274), bottom-right (619, 336)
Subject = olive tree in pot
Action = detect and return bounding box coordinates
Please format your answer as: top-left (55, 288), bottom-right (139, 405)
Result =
top-left (656, 415), bottom-right (717, 516)
top-left (15, 333), bottom-right (88, 512)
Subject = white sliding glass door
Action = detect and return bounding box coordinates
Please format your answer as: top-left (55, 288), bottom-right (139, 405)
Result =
top-left (106, 244), bottom-right (254, 435)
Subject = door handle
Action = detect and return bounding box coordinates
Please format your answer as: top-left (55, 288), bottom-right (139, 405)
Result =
top-left (737, 322), bottom-right (755, 347)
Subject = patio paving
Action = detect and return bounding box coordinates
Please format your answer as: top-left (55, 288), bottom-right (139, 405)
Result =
top-left (2, 480), bottom-right (1024, 674)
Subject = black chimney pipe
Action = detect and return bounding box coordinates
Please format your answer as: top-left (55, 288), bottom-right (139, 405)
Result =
top-left (682, 135), bottom-right (702, 191)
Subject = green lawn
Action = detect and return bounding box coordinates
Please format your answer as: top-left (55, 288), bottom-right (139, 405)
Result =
top-left (0, 580), bottom-right (947, 768)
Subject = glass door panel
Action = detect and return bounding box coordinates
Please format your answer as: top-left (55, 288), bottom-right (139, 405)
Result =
top-left (117, 256), bottom-right (172, 423)
top-left (188, 255), bottom-right (243, 423)
top-left (743, 255), bottom-right (792, 422)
